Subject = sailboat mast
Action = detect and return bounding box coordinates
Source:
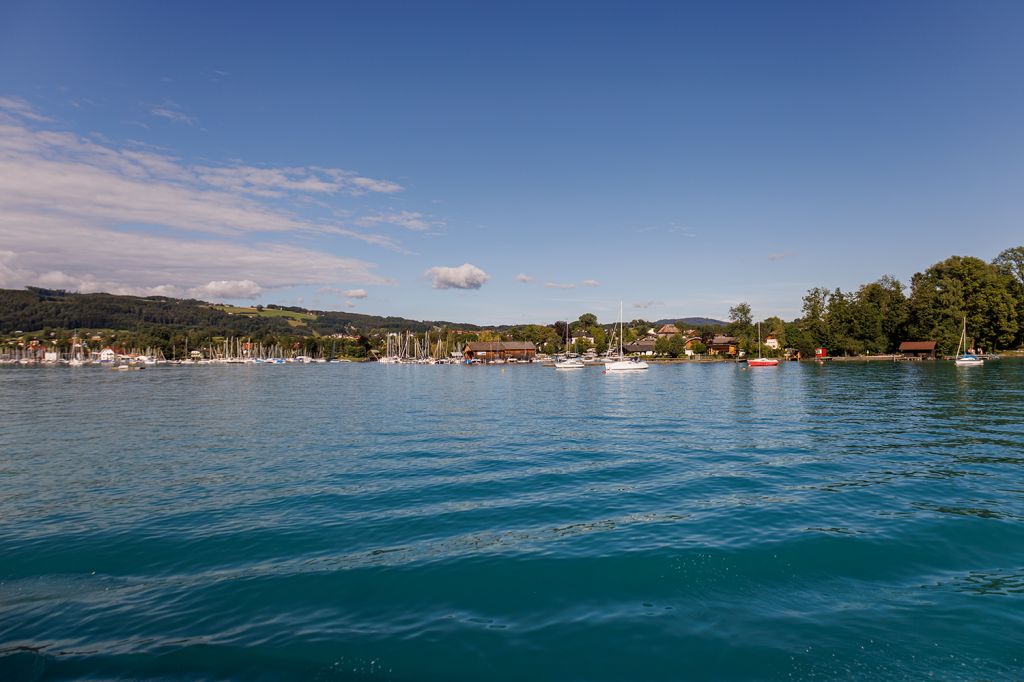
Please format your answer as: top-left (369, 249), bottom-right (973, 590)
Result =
top-left (619, 301), bottom-right (624, 358)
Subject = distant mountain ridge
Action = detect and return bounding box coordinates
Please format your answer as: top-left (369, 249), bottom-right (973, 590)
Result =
top-left (654, 317), bottom-right (727, 327)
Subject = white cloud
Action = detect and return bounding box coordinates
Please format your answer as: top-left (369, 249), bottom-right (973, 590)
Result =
top-left (0, 100), bottom-right (420, 296)
top-left (544, 282), bottom-right (576, 289)
top-left (424, 263), bottom-right (490, 290)
top-left (514, 273), bottom-right (534, 283)
top-left (581, 279), bottom-right (600, 287)
top-left (189, 279), bottom-right (263, 300)
top-left (0, 213), bottom-right (390, 297)
top-left (344, 288), bottom-right (368, 299)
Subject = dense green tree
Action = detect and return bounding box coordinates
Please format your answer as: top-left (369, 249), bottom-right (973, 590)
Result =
top-left (993, 246), bottom-right (1024, 288)
top-left (851, 276), bottom-right (908, 352)
top-left (727, 302), bottom-right (754, 349)
top-left (666, 334), bottom-right (687, 358)
top-left (907, 256), bottom-right (1019, 353)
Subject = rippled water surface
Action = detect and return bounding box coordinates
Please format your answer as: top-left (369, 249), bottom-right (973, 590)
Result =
top-left (2, 361), bottom-right (1023, 680)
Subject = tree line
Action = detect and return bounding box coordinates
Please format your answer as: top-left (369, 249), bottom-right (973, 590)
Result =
top-left (726, 246), bottom-right (1024, 357)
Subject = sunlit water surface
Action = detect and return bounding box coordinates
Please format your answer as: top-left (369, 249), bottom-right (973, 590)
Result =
top-left (1, 361), bottom-right (1023, 680)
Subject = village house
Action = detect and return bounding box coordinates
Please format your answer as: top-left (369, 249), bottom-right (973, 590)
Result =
top-left (656, 324), bottom-right (681, 338)
top-left (462, 341), bottom-right (537, 362)
top-left (898, 341), bottom-right (937, 359)
top-left (764, 335), bottom-right (780, 350)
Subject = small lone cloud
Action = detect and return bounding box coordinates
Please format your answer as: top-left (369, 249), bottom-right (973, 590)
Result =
top-left (344, 288), bottom-right (368, 299)
top-left (581, 279), bottom-right (600, 287)
top-left (544, 282), bottom-right (576, 289)
top-left (768, 251), bottom-right (794, 262)
top-left (424, 263), bottom-right (490, 290)
top-left (633, 300), bottom-right (660, 309)
top-left (189, 279), bottom-right (262, 300)
top-left (514, 273), bottom-right (534, 283)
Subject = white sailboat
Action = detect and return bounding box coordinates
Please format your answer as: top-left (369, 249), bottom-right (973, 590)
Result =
top-left (954, 316), bottom-right (983, 366)
top-left (605, 302), bottom-right (649, 372)
top-left (747, 322), bottom-right (779, 367)
top-left (554, 319), bottom-right (585, 369)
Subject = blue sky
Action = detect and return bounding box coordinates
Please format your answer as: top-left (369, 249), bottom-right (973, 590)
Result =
top-left (1, 1), bottom-right (1022, 324)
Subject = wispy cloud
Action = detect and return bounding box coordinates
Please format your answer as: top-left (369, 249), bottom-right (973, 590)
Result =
top-left (356, 210), bottom-right (437, 231)
top-left (768, 251), bottom-right (794, 262)
top-left (0, 96), bottom-right (51, 122)
top-left (581, 279), bottom-right (600, 287)
top-left (148, 99), bottom-right (196, 125)
top-left (424, 263), bottom-right (490, 290)
top-left (344, 288), bottom-right (368, 299)
top-left (635, 221), bottom-right (696, 237)
top-left (514, 273), bottom-right (534, 283)
top-left (544, 282), bottom-right (576, 289)
top-left (633, 300), bottom-right (661, 309)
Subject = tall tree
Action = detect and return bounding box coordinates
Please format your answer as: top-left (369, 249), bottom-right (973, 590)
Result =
top-left (993, 246), bottom-right (1024, 288)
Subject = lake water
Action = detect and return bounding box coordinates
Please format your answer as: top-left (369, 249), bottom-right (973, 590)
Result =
top-left (1, 360), bottom-right (1023, 680)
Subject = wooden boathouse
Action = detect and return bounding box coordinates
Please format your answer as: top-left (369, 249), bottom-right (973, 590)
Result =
top-left (462, 341), bottom-right (537, 362)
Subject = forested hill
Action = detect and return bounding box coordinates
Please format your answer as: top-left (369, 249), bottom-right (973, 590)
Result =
top-left (654, 317), bottom-right (728, 327)
top-left (0, 288), bottom-right (480, 336)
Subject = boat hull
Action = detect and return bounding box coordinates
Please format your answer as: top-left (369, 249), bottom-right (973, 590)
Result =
top-left (747, 359), bottom-right (779, 367)
top-left (604, 360), bottom-right (649, 372)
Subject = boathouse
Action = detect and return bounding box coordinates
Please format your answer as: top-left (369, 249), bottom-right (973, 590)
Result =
top-left (463, 341), bottom-right (537, 362)
top-left (898, 341), bottom-right (937, 359)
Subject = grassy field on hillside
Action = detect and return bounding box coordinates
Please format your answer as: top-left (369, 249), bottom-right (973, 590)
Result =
top-left (214, 305), bottom-right (316, 321)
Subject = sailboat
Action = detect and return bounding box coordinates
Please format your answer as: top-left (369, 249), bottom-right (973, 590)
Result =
top-left (954, 316), bottom-right (984, 366)
top-left (554, 319), bottom-right (585, 369)
top-left (747, 322), bottom-right (779, 367)
top-left (605, 302), bottom-right (649, 372)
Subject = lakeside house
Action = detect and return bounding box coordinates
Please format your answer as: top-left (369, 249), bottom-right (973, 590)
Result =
top-left (656, 324), bottom-right (681, 338)
top-left (624, 340), bottom-right (657, 355)
top-left (764, 335), bottom-right (780, 350)
top-left (463, 341), bottom-right (537, 362)
top-left (899, 341), bottom-right (937, 359)
top-left (707, 335), bottom-right (739, 356)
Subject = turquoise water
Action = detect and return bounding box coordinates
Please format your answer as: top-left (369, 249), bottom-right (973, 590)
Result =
top-left (1, 361), bottom-right (1023, 680)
